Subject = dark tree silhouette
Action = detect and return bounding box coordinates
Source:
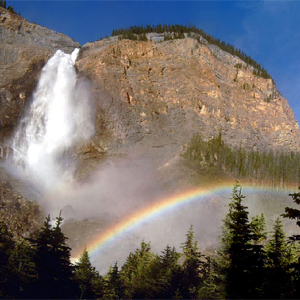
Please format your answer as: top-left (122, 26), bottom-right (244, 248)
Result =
top-left (30, 214), bottom-right (77, 299)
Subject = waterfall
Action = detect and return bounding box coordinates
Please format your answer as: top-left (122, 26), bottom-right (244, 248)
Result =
top-left (11, 49), bottom-right (94, 192)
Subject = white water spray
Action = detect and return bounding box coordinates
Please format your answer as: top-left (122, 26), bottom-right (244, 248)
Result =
top-left (12, 49), bottom-right (94, 192)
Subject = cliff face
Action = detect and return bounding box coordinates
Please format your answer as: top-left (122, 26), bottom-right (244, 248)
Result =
top-left (75, 36), bottom-right (300, 175)
top-left (0, 12), bottom-right (299, 245)
top-left (0, 175), bottom-right (43, 240)
top-left (0, 8), bottom-right (79, 238)
top-left (0, 7), bottom-right (80, 139)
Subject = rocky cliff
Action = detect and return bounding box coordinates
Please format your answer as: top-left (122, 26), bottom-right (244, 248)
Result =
top-left (0, 8), bottom-right (79, 238)
top-left (0, 9), bottom-right (300, 244)
top-left (0, 7), bottom-right (80, 140)
top-left (75, 35), bottom-right (300, 178)
top-left (0, 175), bottom-right (43, 240)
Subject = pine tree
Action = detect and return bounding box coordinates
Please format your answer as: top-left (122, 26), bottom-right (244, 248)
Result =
top-left (250, 213), bottom-right (267, 244)
top-left (198, 256), bottom-right (223, 299)
top-left (282, 190), bottom-right (300, 298)
top-left (0, 0), bottom-right (6, 9)
top-left (30, 214), bottom-right (76, 299)
top-left (180, 225), bottom-right (204, 298)
top-left (120, 241), bottom-right (160, 298)
top-left (264, 218), bottom-right (293, 298)
top-left (283, 189), bottom-right (300, 241)
top-left (157, 245), bottom-right (180, 298)
top-left (9, 241), bottom-right (37, 298)
top-left (103, 262), bottom-right (123, 299)
top-left (75, 246), bottom-right (103, 299)
top-left (220, 183), bottom-right (265, 299)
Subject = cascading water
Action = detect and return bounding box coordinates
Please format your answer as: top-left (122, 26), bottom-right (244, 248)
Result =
top-left (11, 48), bottom-right (94, 192)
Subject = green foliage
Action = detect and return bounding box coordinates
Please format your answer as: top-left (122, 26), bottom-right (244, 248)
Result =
top-left (263, 218), bottom-right (294, 298)
top-left (0, 1), bottom-right (17, 14)
top-left (180, 226), bottom-right (204, 298)
top-left (30, 214), bottom-right (77, 299)
top-left (0, 0), bottom-right (6, 9)
top-left (250, 213), bottom-right (267, 244)
top-left (156, 245), bottom-right (181, 298)
top-left (282, 189), bottom-right (300, 242)
top-left (103, 262), bottom-right (123, 299)
top-left (75, 246), bottom-right (103, 299)
top-left (3, 185), bottom-right (300, 298)
top-left (112, 24), bottom-right (272, 80)
top-left (220, 183), bottom-right (266, 299)
top-left (7, 5), bottom-right (15, 13)
top-left (182, 132), bottom-right (300, 187)
top-left (282, 190), bottom-right (300, 298)
top-left (9, 241), bottom-right (37, 298)
top-left (120, 241), bottom-right (160, 298)
top-left (198, 256), bottom-right (224, 299)
top-left (139, 32), bottom-right (148, 41)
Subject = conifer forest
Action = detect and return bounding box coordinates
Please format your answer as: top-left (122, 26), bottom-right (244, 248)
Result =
top-left (1, 183), bottom-right (300, 299)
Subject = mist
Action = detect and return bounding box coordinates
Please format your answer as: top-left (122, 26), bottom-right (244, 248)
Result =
top-left (11, 49), bottom-right (94, 193)
top-left (42, 158), bottom-right (164, 220)
top-left (5, 49), bottom-right (297, 276)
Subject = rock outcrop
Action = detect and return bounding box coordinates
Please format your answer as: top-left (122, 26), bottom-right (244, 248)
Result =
top-left (0, 11), bottom-right (300, 247)
top-left (75, 36), bottom-right (300, 176)
top-left (0, 7), bottom-right (80, 140)
top-left (0, 7), bottom-right (79, 238)
top-left (0, 167), bottom-right (43, 240)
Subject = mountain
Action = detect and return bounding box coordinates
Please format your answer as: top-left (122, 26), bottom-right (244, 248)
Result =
top-left (1, 8), bottom-right (300, 241)
top-left (74, 34), bottom-right (300, 182)
top-left (0, 7), bottom-right (80, 237)
top-left (0, 7), bottom-right (80, 140)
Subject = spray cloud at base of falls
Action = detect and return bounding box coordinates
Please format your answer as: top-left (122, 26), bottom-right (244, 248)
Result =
top-left (11, 48), bottom-right (94, 193)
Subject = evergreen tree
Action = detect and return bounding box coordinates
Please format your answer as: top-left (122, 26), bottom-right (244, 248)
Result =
top-left (180, 225), bottom-right (204, 298)
top-left (157, 245), bottom-right (181, 298)
top-left (282, 190), bottom-right (300, 298)
top-left (9, 241), bottom-right (37, 298)
top-left (75, 246), bottom-right (103, 299)
top-left (103, 262), bottom-right (123, 299)
top-left (198, 256), bottom-right (223, 299)
top-left (250, 213), bottom-right (267, 244)
top-left (223, 183), bottom-right (252, 298)
top-left (283, 189), bottom-right (300, 241)
top-left (120, 241), bottom-right (160, 298)
top-left (0, 0), bottom-right (6, 9)
top-left (220, 183), bottom-right (265, 299)
top-left (30, 214), bottom-right (76, 299)
top-left (264, 218), bottom-right (294, 298)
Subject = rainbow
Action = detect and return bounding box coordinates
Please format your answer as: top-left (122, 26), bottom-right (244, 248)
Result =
top-left (72, 182), bottom-right (295, 261)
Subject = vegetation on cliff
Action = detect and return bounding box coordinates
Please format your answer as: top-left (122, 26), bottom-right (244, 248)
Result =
top-left (182, 132), bottom-right (300, 187)
top-left (112, 24), bottom-right (272, 80)
top-left (0, 1), bottom-right (17, 14)
top-left (1, 184), bottom-right (300, 299)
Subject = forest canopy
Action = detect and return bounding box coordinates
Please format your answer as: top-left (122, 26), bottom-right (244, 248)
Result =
top-left (1, 184), bottom-right (300, 298)
top-left (182, 132), bottom-right (300, 187)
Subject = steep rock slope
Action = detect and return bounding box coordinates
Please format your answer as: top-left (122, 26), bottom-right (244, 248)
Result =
top-left (75, 36), bottom-right (300, 176)
top-left (0, 166), bottom-right (43, 239)
top-left (0, 7), bottom-right (80, 140)
top-left (0, 8), bottom-right (79, 238)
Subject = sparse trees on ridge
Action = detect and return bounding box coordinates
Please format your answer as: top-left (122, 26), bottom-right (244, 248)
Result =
top-left (0, 0), bottom-right (6, 9)
top-left (112, 24), bottom-right (272, 80)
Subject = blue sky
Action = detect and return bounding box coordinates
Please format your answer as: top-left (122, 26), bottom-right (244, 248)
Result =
top-left (9, 0), bottom-right (300, 124)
